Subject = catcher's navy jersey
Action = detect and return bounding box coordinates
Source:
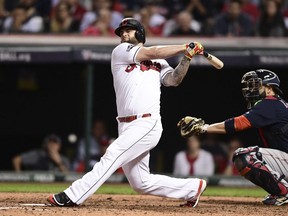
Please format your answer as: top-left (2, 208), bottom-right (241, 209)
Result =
top-left (244, 96), bottom-right (288, 153)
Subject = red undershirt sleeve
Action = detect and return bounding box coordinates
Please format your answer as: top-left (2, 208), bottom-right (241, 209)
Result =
top-left (225, 115), bottom-right (252, 133)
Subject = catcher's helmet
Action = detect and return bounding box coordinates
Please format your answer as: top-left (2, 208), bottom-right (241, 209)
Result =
top-left (241, 69), bottom-right (281, 108)
top-left (256, 69), bottom-right (280, 86)
top-left (114, 18), bottom-right (146, 43)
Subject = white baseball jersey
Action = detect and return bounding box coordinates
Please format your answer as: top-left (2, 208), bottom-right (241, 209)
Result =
top-left (111, 42), bottom-right (173, 118)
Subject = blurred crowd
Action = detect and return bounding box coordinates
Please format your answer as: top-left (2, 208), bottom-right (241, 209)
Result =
top-left (0, 0), bottom-right (287, 37)
top-left (11, 118), bottom-right (245, 177)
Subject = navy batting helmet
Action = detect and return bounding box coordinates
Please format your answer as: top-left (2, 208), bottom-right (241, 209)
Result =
top-left (114, 18), bottom-right (146, 43)
top-left (241, 69), bottom-right (282, 108)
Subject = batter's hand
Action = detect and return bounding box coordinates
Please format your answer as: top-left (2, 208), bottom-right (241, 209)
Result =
top-left (184, 42), bottom-right (204, 60)
top-left (177, 116), bottom-right (208, 137)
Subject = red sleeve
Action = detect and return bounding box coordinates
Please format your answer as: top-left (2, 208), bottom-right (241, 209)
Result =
top-left (234, 115), bottom-right (252, 131)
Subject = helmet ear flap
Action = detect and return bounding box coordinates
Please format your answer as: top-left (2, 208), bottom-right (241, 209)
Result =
top-left (135, 29), bottom-right (145, 43)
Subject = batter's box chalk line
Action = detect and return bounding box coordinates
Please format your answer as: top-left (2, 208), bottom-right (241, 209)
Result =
top-left (0, 203), bottom-right (51, 210)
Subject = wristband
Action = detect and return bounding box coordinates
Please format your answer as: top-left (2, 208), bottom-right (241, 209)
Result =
top-left (184, 44), bottom-right (194, 60)
top-left (201, 124), bottom-right (209, 133)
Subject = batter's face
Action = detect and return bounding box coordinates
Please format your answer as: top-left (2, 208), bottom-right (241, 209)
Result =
top-left (119, 27), bottom-right (139, 45)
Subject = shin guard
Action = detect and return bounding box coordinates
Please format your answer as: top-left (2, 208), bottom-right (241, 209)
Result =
top-left (233, 147), bottom-right (288, 196)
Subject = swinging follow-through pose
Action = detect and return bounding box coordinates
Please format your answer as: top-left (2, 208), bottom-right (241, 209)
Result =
top-left (47, 17), bottom-right (207, 208)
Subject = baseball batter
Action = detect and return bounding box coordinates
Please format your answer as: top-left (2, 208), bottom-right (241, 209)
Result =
top-left (178, 69), bottom-right (288, 206)
top-left (47, 17), bottom-right (207, 208)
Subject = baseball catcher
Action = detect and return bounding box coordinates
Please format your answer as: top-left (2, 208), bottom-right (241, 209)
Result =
top-left (178, 69), bottom-right (288, 206)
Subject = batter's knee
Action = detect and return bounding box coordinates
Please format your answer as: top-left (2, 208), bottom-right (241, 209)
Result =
top-left (131, 185), bottom-right (147, 194)
top-left (130, 181), bottom-right (151, 194)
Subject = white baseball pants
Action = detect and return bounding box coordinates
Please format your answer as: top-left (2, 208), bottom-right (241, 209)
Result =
top-left (64, 117), bottom-right (203, 204)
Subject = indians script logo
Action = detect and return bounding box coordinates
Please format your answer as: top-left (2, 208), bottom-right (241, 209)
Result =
top-left (125, 60), bottom-right (161, 73)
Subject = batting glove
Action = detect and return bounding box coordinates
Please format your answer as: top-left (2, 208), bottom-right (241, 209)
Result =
top-left (184, 42), bottom-right (204, 60)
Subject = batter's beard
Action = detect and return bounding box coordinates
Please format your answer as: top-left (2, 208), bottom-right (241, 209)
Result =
top-left (121, 37), bottom-right (139, 45)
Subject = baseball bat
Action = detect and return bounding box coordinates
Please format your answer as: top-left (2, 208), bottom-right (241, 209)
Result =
top-left (202, 51), bottom-right (224, 70)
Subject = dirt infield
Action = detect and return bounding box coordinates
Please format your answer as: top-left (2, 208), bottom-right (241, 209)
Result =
top-left (0, 192), bottom-right (286, 216)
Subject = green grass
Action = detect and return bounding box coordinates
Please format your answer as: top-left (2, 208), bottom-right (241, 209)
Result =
top-left (0, 182), bottom-right (267, 197)
top-left (0, 183), bottom-right (136, 194)
top-left (206, 186), bottom-right (266, 197)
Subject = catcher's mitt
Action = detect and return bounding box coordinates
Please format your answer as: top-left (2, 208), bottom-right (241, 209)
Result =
top-left (177, 116), bottom-right (206, 137)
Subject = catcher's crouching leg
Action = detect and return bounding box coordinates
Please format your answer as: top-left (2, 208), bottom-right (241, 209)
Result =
top-left (232, 146), bottom-right (288, 196)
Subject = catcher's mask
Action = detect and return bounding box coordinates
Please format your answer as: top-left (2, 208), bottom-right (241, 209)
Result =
top-left (241, 69), bottom-right (282, 109)
top-left (114, 18), bottom-right (146, 44)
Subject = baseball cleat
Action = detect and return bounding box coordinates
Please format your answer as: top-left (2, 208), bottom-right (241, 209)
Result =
top-left (275, 196), bottom-right (288, 206)
top-left (262, 194), bottom-right (288, 206)
top-left (47, 192), bottom-right (77, 207)
top-left (262, 194), bottom-right (277, 205)
top-left (180, 179), bottom-right (207, 208)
